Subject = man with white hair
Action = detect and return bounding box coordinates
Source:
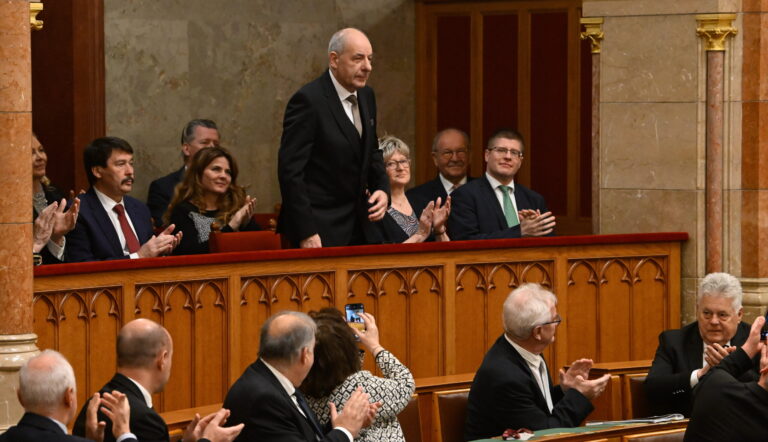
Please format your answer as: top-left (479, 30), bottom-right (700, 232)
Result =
top-left (0, 349), bottom-right (135, 442)
top-left (464, 284), bottom-right (610, 440)
top-left (645, 272), bottom-right (759, 416)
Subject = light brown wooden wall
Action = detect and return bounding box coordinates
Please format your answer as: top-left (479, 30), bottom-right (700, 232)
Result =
top-left (33, 235), bottom-right (683, 414)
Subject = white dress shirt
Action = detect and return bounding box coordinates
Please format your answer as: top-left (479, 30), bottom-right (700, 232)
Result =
top-left (485, 173), bottom-right (519, 216)
top-left (329, 70), bottom-right (358, 125)
top-left (93, 188), bottom-right (141, 259)
top-left (506, 335), bottom-right (554, 412)
top-left (439, 173), bottom-right (467, 195)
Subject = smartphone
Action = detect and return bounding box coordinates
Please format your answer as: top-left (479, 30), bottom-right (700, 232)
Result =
top-left (345, 303), bottom-right (366, 332)
top-left (761, 311), bottom-right (768, 341)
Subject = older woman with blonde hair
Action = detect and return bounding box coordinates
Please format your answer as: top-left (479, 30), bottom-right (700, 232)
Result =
top-left (377, 135), bottom-right (450, 243)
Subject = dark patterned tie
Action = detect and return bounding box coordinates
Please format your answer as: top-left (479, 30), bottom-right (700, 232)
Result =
top-left (293, 390), bottom-right (323, 440)
top-left (113, 204), bottom-right (141, 253)
top-left (346, 94), bottom-right (363, 137)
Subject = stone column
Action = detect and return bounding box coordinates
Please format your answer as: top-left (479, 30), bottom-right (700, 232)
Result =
top-left (696, 14), bottom-right (737, 274)
top-left (0, 0), bottom-right (42, 431)
top-left (580, 18), bottom-right (604, 235)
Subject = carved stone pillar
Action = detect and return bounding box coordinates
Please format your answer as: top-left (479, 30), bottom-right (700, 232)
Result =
top-left (0, 0), bottom-right (42, 431)
top-left (696, 14), bottom-right (737, 274)
top-left (580, 18), bottom-right (604, 235)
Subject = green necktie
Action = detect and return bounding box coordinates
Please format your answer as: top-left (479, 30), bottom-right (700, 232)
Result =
top-left (499, 185), bottom-right (520, 228)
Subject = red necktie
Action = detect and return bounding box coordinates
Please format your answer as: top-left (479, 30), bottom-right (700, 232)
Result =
top-left (113, 204), bottom-right (140, 253)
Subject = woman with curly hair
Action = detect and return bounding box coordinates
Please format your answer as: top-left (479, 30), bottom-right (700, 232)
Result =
top-left (301, 308), bottom-right (415, 442)
top-left (165, 146), bottom-right (259, 255)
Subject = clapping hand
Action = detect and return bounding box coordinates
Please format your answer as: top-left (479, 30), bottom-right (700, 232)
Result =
top-left (228, 196), bottom-right (257, 231)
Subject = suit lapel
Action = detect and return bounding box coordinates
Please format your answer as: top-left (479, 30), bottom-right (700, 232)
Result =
top-left (86, 189), bottom-right (125, 257)
top-left (254, 360), bottom-right (319, 440)
top-left (124, 198), bottom-right (150, 243)
top-left (501, 337), bottom-right (550, 413)
top-left (481, 177), bottom-right (508, 230)
top-left (321, 71), bottom-right (362, 156)
top-left (684, 325), bottom-right (704, 371)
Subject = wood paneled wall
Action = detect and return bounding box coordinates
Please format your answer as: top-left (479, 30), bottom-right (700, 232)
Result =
top-left (33, 234), bottom-right (683, 414)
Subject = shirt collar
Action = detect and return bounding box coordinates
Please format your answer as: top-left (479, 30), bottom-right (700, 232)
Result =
top-left (329, 69), bottom-right (357, 102)
top-left (439, 173), bottom-right (467, 194)
top-left (125, 375), bottom-right (153, 408)
top-left (45, 416), bottom-right (69, 434)
top-left (485, 172), bottom-right (514, 192)
top-left (262, 359), bottom-right (296, 396)
top-left (93, 186), bottom-right (124, 210)
top-left (505, 334), bottom-right (543, 367)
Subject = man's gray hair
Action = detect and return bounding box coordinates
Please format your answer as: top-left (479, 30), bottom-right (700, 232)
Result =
top-left (18, 350), bottom-right (76, 412)
top-left (503, 283), bottom-right (557, 340)
top-left (259, 311), bottom-right (317, 364)
top-left (432, 128), bottom-right (470, 153)
top-left (697, 272), bottom-right (743, 311)
top-left (328, 28), bottom-right (368, 54)
top-left (379, 135), bottom-right (410, 161)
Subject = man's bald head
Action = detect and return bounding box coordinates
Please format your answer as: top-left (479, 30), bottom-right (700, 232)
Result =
top-left (117, 319), bottom-right (172, 369)
top-left (18, 350), bottom-right (76, 414)
top-left (259, 311), bottom-right (316, 365)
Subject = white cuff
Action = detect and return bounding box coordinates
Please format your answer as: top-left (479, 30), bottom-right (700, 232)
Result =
top-left (129, 252), bottom-right (139, 259)
top-left (46, 237), bottom-right (65, 260)
top-left (116, 432), bottom-right (137, 442)
top-left (690, 369), bottom-right (700, 388)
top-left (334, 426), bottom-right (354, 442)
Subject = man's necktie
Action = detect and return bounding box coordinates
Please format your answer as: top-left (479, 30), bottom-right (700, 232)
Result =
top-left (499, 185), bottom-right (520, 227)
top-left (538, 359), bottom-right (554, 412)
top-left (113, 204), bottom-right (140, 253)
top-left (346, 94), bottom-right (363, 137)
top-left (293, 390), bottom-right (324, 440)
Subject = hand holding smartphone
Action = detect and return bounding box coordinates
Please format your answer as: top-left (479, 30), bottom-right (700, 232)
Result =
top-left (345, 303), bottom-right (366, 332)
top-left (760, 311), bottom-right (768, 341)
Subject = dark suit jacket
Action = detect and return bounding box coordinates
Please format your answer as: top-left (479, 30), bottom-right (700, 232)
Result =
top-left (448, 175), bottom-right (550, 241)
top-left (0, 412), bottom-right (91, 442)
top-left (147, 166), bottom-right (185, 227)
top-left (73, 373), bottom-right (168, 442)
top-left (406, 175), bottom-right (474, 208)
top-left (684, 348), bottom-right (768, 442)
top-left (464, 335), bottom-right (593, 440)
top-left (277, 70), bottom-right (389, 247)
top-left (644, 320), bottom-right (757, 417)
top-left (223, 359), bottom-right (348, 442)
top-left (65, 188), bottom-right (154, 262)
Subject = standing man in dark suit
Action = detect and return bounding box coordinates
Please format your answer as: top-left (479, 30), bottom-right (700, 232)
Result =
top-left (278, 28), bottom-right (389, 248)
top-left (406, 128), bottom-right (473, 206)
top-left (645, 272), bottom-right (759, 416)
top-left (147, 119), bottom-right (220, 227)
top-left (0, 349), bottom-right (135, 442)
top-left (66, 137), bottom-right (181, 262)
top-left (684, 316), bottom-right (768, 442)
top-left (448, 129), bottom-right (555, 241)
top-left (464, 283), bottom-right (610, 440)
top-left (223, 311), bottom-right (379, 441)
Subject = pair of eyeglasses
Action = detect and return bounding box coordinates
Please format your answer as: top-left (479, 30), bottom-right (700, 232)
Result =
top-left (385, 159), bottom-right (411, 169)
top-left (537, 314), bottom-right (562, 327)
top-left (488, 147), bottom-right (524, 158)
top-left (437, 149), bottom-right (468, 159)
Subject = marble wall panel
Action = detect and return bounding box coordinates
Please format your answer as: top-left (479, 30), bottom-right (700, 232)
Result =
top-left (601, 15), bottom-right (698, 103)
top-left (601, 102), bottom-right (699, 190)
top-left (104, 0), bottom-right (415, 211)
top-left (584, 0), bottom-right (739, 17)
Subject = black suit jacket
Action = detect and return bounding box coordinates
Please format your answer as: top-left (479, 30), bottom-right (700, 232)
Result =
top-left (406, 175), bottom-right (474, 208)
top-left (684, 348), bottom-right (768, 442)
top-left (147, 166), bottom-right (185, 227)
top-left (0, 412), bottom-right (91, 442)
top-left (644, 320), bottom-right (757, 416)
top-left (73, 373), bottom-right (168, 442)
top-left (464, 336), bottom-right (593, 440)
top-left (277, 70), bottom-right (389, 247)
top-left (65, 188), bottom-right (154, 262)
top-left (448, 175), bottom-right (550, 241)
top-left (223, 359), bottom-right (348, 442)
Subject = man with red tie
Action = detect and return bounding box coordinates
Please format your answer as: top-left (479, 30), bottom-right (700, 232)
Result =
top-left (66, 137), bottom-right (181, 262)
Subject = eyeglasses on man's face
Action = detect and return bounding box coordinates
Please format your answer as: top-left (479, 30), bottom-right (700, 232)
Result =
top-left (537, 314), bottom-right (562, 327)
top-left (436, 148), bottom-right (468, 159)
top-left (385, 159), bottom-right (411, 169)
top-left (488, 147), bottom-right (524, 158)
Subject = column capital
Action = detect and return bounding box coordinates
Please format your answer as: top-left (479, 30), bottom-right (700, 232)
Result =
top-left (696, 14), bottom-right (737, 51)
top-left (580, 17), bottom-right (604, 54)
top-left (30, 2), bottom-right (43, 31)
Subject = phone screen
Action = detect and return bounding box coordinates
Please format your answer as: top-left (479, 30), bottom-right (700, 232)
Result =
top-left (761, 311), bottom-right (768, 341)
top-left (345, 303), bottom-right (365, 332)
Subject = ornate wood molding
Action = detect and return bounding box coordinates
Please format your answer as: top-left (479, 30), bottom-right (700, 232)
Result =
top-left (580, 17), bottom-right (604, 54)
top-left (696, 14), bottom-right (737, 51)
top-left (30, 2), bottom-right (43, 31)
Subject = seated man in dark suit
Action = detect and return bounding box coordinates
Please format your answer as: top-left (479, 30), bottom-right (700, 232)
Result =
top-left (406, 128), bottom-right (474, 205)
top-left (448, 128), bottom-right (555, 240)
top-left (0, 349), bottom-right (135, 442)
top-left (66, 137), bottom-right (181, 262)
top-left (684, 315), bottom-right (768, 442)
top-left (465, 283), bottom-right (610, 440)
top-left (147, 119), bottom-right (220, 227)
top-left (645, 272), bottom-right (758, 416)
top-left (223, 310), bottom-right (379, 441)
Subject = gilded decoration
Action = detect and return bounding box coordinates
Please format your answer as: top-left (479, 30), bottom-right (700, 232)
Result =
top-left (696, 14), bottom-right (737, 51)
top-left (30, 2), bottom-right (43, 31)
top-left (580, 17), bottom-right (604, 54)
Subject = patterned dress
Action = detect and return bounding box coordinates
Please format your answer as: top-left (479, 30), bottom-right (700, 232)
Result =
top-left (307, 350), bottom-right (415, 442)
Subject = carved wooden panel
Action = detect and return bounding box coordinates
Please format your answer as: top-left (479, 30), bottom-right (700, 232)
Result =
top-left (239, 272), bottom-right (335, 373)
top-left (33, 287), bottom-right (121, 410)
top-left (565, 256), bottom-right (669, 363)
top-left (135, 279), bottom-right (228, 412)
top-left (347, 267), bottom-right (443, 378)
top-left (454, 261), bottom-right (554, 374)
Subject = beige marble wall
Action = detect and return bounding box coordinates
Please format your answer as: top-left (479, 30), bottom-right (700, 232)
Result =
top-left (104, 0), bottom-right (415, 212)
top-left (583, 0), bottom-right (742, 323)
